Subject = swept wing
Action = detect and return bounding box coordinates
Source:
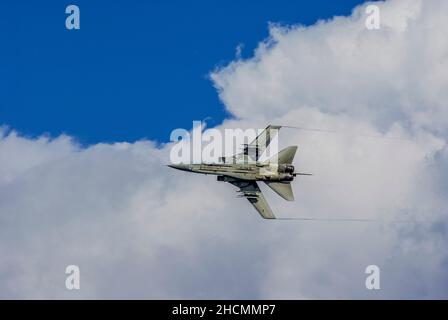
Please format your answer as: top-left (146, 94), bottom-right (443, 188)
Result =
top-left (228, 180), bottom-right (276, 219)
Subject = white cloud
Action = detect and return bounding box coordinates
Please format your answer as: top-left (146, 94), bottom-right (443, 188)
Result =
top-left (1, 0), bottom-right (448, 298)
top-left (211, 0), bottom-right (448, 132)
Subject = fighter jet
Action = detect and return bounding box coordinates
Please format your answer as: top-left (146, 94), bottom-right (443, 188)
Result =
top-left (168, 125), bottom-right (311, 219)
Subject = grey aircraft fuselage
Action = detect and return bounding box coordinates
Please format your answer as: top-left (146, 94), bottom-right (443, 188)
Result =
top-left (168, 162), bottom-right (295, 182)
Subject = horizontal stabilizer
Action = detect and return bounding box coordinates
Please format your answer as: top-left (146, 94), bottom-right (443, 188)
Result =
top-left (265, 181), bottom-right (294, 201)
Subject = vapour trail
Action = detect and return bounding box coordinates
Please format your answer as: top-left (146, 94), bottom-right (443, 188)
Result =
top-left (281, 125), bottom-right (413, 141)
top-left (275, 217), bottom-right (429, 223)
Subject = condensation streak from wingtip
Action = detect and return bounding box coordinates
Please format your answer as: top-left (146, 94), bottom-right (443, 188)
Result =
top-left (281, 125), bottom-right (413, 142)
top-left (275, 217), bottom-right (429, 223)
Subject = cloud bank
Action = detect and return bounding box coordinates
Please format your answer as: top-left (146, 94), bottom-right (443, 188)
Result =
top-left (1, 0), bottom-right (448, 298)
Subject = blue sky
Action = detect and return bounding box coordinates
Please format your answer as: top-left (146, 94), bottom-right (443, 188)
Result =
top-left (0, 0), bottom-right (367, 144)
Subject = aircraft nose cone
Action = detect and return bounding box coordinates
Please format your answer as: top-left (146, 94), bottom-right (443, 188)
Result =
top-left (167, 164), bottom-right (191, 172)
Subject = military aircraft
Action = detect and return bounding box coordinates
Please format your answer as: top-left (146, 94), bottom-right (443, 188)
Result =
top-left (168, 125), bottom-right (312, 219)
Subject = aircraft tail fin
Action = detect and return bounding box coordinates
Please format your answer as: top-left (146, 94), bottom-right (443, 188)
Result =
top-left (265, 181), bottom-right (294, 201)
top-left (270, 146), bottom-right (298, 164)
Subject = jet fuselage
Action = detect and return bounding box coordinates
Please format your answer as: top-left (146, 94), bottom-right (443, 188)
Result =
top-left (168, 163), bottom-right (295, 182)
